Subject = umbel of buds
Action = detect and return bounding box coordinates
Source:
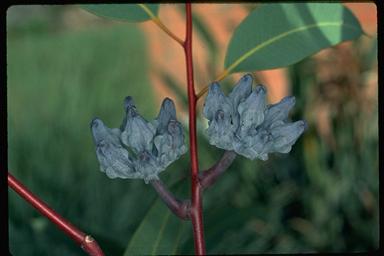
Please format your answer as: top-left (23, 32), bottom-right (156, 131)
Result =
top-left (203, 74), bottom-right (307, 161)
top-left (91, 97), bottom-right (187, 184)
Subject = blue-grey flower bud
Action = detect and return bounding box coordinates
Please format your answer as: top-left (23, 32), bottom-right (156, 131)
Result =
top-left (203, 82), bottom-right (233, 121)
top-left (206, 109), bottom-right (236, 150)
top-left (91, 96), bottom-right (187, 183)
top-left (203, 74), bottom-right (306, 161)
top-left (167, 120), bottom-right (186, 151)
top-left (262, 96), bottom-right (296, 128)
top-left (228, 74), bottom-right (253, 107)
top-left (270, 120), bottom-right (307, 153)
top-left (91, 118), bottom-right (140, 179)
top-left (154, 98), bottom-right (187, 166)
top-left (135, 150), bottom-right (162, 184)
top-left (154, 119), bottom-right (187, 168)
top-left (153, 97), bottom-right (177, 134)
top-left (121, 98), bottom-right (156, 154)
top-left (237, 86), bottom-right (266, 137)
top-left (120, 96), bottom-right (136, 131)
top-left (203, 82), bottom-right (240, 150)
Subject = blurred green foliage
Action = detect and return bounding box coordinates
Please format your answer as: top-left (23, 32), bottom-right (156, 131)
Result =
top-left (8, 5), bottom-right (378, 255)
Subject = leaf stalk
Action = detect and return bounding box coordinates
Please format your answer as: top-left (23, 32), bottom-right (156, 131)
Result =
top-left (138, 4), bottom-right (184, 46)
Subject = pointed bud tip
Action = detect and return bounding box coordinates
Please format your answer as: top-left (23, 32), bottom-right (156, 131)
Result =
top-left (124, 96), bottom-right (139, 117)
top-left (255, 85), bottom-right (266, 94)
top-left (210, 82), bottom-right (221, 92)
top-left (241, 73), bottom-right (253, 82)
top-left (162, 97), bottom-right (175, 109)
top-left (301, 120), bottom-right (308, 131)
top-left (124, 96), bottom-right (135, 111)
top-left (282, 96), bottom-right (296, 105)
top-left (90, 117), bottom-right (103, 129)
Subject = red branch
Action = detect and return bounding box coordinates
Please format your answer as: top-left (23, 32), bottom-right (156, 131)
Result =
top-left (150, 179), bottom-right (190, 220)
top-left (183, 3), bottom-right (206, 255)
top-left (199, 151), bottom-right (237, 190)
top-left (8, 172), bottom-right (104, 256)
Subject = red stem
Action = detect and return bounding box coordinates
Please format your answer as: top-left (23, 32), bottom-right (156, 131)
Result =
top-left (8, 172), bottom-right (104, 256)
top-left (199, 151), bottom-right (237, 190)
top-left (150, 179), bottom-right (190, 220)
top-left (183, 3), bottom-right (206, 255)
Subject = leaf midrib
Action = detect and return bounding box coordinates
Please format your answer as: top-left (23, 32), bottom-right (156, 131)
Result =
top-left (151, 210), bottom-right (171, 255)
top-left (226, 22), bottom-right (360, 73)
top-left (137, 4), bottom-right (157, 20)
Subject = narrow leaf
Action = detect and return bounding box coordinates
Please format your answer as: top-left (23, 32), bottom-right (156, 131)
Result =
top-left (224, 3), bottom-right (363, 73)
top-left (81, 4), bottom-right (159, 22)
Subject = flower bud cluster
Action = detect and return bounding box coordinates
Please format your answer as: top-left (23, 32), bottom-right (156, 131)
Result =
top-left (203, 74), bottom-right (306, 160)
top-left (91, 97), bottom-right (187, 183)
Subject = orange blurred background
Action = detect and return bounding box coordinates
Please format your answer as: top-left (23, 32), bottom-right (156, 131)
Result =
top-left (137, 3), bottom-right (376, 108)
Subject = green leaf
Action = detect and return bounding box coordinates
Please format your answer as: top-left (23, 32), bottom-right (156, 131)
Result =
top-left (224, 3), bottom-right (363, 73)
top-left (123, 181), bottom-right (190, 255)
top-left (81, 4), bottom-right (159, 22)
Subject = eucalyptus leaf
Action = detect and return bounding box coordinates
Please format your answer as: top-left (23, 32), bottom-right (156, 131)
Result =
top-left (224, 3), bottom-right (363, 73)
top-left (81, 4), bottom-right (159, 22)
top-left (124, 182), bottom-right (189, 255)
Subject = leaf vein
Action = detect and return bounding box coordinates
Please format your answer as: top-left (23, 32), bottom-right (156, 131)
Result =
top-left (226, 22), bottom-right (360, 73)
top-left (151, 210), bottom-right (172, 255)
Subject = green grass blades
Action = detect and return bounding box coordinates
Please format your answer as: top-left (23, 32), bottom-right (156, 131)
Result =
top-left (8, 21), bottom-right (156, 255)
